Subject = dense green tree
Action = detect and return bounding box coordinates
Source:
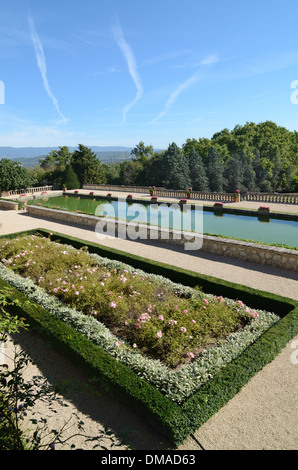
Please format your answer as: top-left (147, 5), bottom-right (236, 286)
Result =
top-left (162, 143), bottom-right (191, 189)
top-left (224, 153), bottom-right (244, 192)
top-left (145, 151), bottom-right (165, 187)
top-left (224, 150), bottom-right (257, 192)
top-left (102, 162), bottom-right (121, 185)
top-left (39, 146), bottom-right (72, 172)
top-left (187, 149), bottom-right (209, 191)
top-left (62, 164), bottom-right (80, 190)
top-left (71, 144), bottom-right (104, 186)
top-left (119, 159), bottom-right (143, 185)
top-left (34, 121), bottom-right (297, 193)
top-left (129, 142), bottom-right (156, 186)
top-left (252, 149), bottom-right (272, 192)
top-left (0, 159), bottom-right (33, 191)
top-left (28, 166), bottom-right (49, 187)
top-left (183, 137), bottom-right (212, 161)
top-left (131, 141), bottom-right (154, 163)
top-left (242, 154), bottom-right (258, 192)
top-left (205, 146), bottom-right (224, 192)
top-left (39, 146), bottom-right (72, 186)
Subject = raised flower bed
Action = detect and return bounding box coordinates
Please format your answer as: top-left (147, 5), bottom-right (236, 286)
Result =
top-left (233, 190), bottom-right (240, 202)
top-left (258, 206), bottom-right (270, 215)
top-left (186, 187), bottom-right (192, 198)
top-left (0, 229), bottom-right (297, 444)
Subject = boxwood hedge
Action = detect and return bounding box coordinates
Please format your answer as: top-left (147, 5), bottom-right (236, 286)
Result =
top-left (1, 228), bottom-right (297, 445)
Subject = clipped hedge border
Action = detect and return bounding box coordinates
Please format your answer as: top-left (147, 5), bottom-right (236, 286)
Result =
top-left (1, 228), bottom-right (298, 445)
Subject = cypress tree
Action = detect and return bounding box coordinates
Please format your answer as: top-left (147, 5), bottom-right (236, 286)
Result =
top-left (162, 142), bottom-right (191, 189)
top-left (62, 164), bottom-right (80, 190)
top-left (72, 144), bottom-right (104, 186)
top-left (252, 149), bottom-right (272, 192)
top-left (224, 152), bottom-right (244, 192)
top-left (205, 146), bottom-right (224, 192)
top-left (187, 149), bottom-right (209, 191)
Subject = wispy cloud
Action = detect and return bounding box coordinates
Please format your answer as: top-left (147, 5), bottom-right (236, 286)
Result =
top-left (200, 54), bottom-right (219, 66)
top-left (151, 54), bottom-right (219, 123)
top-left (28, 15), bottom-right (67, 124)
top-left (141, 50), bottom-right (192, 68)
top-left (112, 20), bottom-right (143, 123)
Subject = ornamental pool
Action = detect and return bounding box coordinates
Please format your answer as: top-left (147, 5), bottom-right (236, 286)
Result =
top-left (28, 195), bottom-right (298, 249)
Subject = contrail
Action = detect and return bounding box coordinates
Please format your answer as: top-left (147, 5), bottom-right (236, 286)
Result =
top-left (112, 21), bottom-right (143, 123)
top-left (151, 70), bottom-right (201, 124)
top-left (28, 15), bottom-right (67, 123)
top-left (151, 54), bottom-right (219, 123)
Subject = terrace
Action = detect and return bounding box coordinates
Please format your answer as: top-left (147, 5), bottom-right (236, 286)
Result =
top-left (0, 188), bottom-right (297, 450)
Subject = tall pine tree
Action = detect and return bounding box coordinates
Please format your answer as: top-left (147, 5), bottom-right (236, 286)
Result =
top-left (71, 144), bottom-right (104, 187)
top-left (162, 143), bottom-right (191, 189)
top-left (187, 149), bottom-right (209, 191)
top-left (205, 146), bottom-right (224, 192)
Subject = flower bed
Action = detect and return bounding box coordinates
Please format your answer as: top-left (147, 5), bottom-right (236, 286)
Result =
top-left (0, 233), bottom-right (273, 370)
top-left (0, 229), bottom-right (297, 444)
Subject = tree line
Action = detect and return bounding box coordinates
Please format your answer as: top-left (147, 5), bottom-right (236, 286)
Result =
top-left (104, 121), bottom-right (298, 193)
top-left (0, 121), bottom-right (297, 193)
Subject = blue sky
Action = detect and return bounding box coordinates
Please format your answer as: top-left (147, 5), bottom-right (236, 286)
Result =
top-left (1, 0), bottom-right (298, 149)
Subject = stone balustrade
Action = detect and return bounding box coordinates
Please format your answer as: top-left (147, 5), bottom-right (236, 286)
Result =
top-left (0, 186), bottom-right (54, 197)
top-left (83, 185), bottom-right (298, 204)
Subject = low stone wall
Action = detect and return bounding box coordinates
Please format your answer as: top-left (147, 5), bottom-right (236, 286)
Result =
top-left (26, 205), bottom-right (298, 271)
top-left (201, 236), bottom-right (298, 271)
top-left (0, 200), bottom-right (20, 210)
top-left (83, 184), bottom-right (298, 204)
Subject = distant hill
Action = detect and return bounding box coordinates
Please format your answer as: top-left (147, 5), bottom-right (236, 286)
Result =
top-left (0, 146), bottom-right (134, 167)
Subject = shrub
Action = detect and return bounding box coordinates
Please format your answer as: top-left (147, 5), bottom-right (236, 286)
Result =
top-left (62, 165), bottom-right (80, 191)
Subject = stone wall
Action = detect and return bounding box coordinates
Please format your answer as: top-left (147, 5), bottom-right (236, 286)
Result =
top-left (26, 205), bottom-right (298, 272)
top-left (0, 200), bottom-right (20, 210)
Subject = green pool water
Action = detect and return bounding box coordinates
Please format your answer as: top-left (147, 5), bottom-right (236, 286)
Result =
top-left (28, 195), bottom-right (298, 249)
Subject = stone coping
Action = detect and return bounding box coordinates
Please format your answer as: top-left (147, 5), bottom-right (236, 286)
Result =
top-left (0, 200), bottom-right (20, 210)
